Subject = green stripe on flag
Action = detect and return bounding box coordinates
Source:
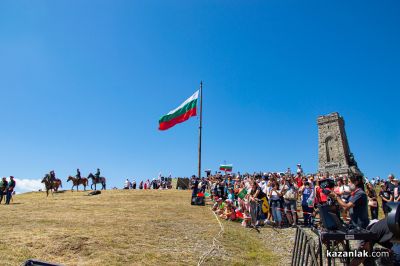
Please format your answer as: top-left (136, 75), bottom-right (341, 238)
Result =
top-left (159, 99), bottom-right (197, 123)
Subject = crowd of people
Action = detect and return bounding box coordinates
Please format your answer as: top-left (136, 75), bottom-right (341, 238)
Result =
top-left (0, 176), bottom-right (16, 205)
top-left (192, 164), bottom-right (397, 230)
top-left (123, 177), bottom-right (172, 190)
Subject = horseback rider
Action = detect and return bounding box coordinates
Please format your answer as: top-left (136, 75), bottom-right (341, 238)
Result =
top-left (45, 173), bottom-right (51, 183)
top-left (76, 169), bottom-right (81, 180)
top-left (95, 168), bottom-right (101, 182)
top-left (50, 170), bottom-right (56, 182)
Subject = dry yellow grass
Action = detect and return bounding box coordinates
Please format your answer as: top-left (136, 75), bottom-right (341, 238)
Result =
top-left (1, 190), bottom-right (277, 266)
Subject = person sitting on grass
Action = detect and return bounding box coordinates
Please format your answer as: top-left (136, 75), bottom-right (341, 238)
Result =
top-left (213, 198), bottom-right (225, 215)
top-left (225, 201), bottom-right (237, 221)
top-left (212, 197), bottom-right (220, 212)
top-left (220, 199), bottom-right (234, 220)
top-left (229, 206), bottom-right (237, 221)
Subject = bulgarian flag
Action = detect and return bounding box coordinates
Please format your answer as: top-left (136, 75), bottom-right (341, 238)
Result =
top-left (219, 164), bottom-right (233, 172)
top-left (159, 90), bottom-right (199, 131)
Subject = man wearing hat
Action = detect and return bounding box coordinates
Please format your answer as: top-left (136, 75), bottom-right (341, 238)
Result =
top-left (5, 176), bottom-right (15, 205)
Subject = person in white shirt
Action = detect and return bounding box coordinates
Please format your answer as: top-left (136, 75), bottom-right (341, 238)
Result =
top-left (269, 182), bottom-right (283, 227)
top-left (124, 179), bottom-right (131, 189)
top-left (261, 180), bottom-right (268, 195)
top-left (296, 164), bottom-right (303, 175)
top-left (266, 181), bottom-right (273, 196)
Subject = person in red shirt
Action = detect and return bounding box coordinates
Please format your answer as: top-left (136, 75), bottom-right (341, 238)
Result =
top-left (315, 174), bottom-right (331, 204)
top-left (315, 185), bottom-right (329, 204)
top-left (294, 173), bottom-right (303, 188)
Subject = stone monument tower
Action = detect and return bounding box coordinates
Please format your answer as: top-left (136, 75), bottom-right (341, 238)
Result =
top-left (317, 112), bottom-right (362, 176)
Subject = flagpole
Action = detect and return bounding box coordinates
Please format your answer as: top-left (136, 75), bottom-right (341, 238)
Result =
top-left (198, 81), bottom-right (203, 180)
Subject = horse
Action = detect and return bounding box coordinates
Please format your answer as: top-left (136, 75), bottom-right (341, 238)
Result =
top-left (41, 175), bottom-right (61, 197)
top-left (87, 173), bottom-right (106, 190)
top-left (67, 176), bottom-right (89, 191)
top-left (53, 179), bottom-right (62, 192)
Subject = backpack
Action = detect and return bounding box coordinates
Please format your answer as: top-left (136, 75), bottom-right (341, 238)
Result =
top-left (284, 186), bottom-right (297, 200)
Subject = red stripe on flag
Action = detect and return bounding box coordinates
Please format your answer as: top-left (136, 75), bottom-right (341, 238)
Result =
top-left (158, 107), bottom-right (197, 130)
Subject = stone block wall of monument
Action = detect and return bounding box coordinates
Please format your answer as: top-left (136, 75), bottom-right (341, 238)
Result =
top-left (317, 112), bottom-right (361, 176)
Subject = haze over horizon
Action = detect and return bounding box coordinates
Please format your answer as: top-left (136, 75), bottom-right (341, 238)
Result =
top-left (0, 1), bottom-right (399, 193)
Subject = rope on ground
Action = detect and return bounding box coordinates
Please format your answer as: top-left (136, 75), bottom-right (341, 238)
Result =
top-left (197, 208), bottom-right (224, 266)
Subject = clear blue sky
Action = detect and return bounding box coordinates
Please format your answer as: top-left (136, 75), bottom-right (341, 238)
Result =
top-left (0, 1), bottom-right (399, 192)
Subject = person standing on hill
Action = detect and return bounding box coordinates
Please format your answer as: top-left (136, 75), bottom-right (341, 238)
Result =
top-left (191, 176), bottom-right (199, 201)
top-left (379, 182), bottom-right (393, 217)
top-left (299, 181), bottom-right (313, 227)
top-left (386, 174), bottom-right (398, 195)
top-left (6, 176), bottom-right (16, 205)
top-left (0, 177), bottom-right (8, 204)
top-left (124, 179), bottom-right (130, 189)
top-left (366, 182), bottom-right (379, 220)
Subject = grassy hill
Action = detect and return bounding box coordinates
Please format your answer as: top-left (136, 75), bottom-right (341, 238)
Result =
top-left (0, 190), bottom-right (289, 266)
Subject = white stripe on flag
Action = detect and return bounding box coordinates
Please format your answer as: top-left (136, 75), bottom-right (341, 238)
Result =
top-left (167, 90), bottom-right (199, 115)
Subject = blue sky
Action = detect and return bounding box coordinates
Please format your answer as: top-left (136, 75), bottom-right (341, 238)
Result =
top-left (0, 1), bottom-right (399, 192)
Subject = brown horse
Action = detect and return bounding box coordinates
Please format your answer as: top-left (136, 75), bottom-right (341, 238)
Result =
top-left (67, 176), bottom-right (88, 191)
top-left (41, 175), bottom-right (62, 197)
top-left (53, 179), bottom-right (62, 192)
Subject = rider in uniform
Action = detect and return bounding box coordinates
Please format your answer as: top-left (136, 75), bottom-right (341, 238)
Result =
top-left (76, 169), bottom-right (81, 180)
top-left (95, 168), bottom-right (101, 181)
top-left (50, 170), bottom-right (56, 182)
